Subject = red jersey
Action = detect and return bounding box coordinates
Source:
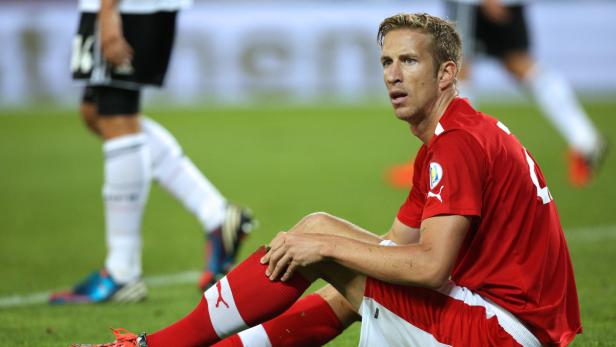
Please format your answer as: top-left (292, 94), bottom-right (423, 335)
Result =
top-left (397, 98), bottom-right (581, 346)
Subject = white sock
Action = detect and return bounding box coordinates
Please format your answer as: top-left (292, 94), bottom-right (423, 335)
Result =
top-left (237, 325), bottom-right (271, 347)
top-left (103, 133), bottom-right (151, 284)
top-left (524, 67), bottom-right (600, 156)
top-left (141, 117), bottom-right (227, 232)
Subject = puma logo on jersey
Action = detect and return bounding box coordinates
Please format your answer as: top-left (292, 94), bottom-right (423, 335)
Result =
top-left (427, 186), bottom-right (444, 203)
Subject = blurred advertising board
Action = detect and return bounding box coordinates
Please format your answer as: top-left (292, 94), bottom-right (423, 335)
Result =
top-left (0, 1), bottom-right (615, 106)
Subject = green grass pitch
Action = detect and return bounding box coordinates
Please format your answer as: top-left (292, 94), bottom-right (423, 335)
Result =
top-left (0, 101), bottom-right (614, 346)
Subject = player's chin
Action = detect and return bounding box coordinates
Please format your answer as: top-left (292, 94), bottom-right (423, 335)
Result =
top-left (392, 107), bottom-right (412, 122)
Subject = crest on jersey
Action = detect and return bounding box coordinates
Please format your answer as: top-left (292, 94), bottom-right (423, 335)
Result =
top-left (429, 162), bottom-right (443, 190)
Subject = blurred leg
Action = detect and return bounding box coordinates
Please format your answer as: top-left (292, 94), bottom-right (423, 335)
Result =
top-left (505, 51), bottom-right (600, 157)
top-left (141, 116), bottom-right (227, 233)
top-left (97, 88), bottom-right (150, 284)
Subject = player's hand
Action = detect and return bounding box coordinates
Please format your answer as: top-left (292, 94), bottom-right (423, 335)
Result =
top-left (99, 8), bottom-right (133, 66)
top-left (261, 231), bottom-right (325, 282)
top-left (481, 0), bottom-right (510, 24)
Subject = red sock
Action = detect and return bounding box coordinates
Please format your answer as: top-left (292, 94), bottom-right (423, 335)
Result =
top-left (146, 247), bottom-right (311, 347)
top-left (213, 293), bottom-right (344, 347)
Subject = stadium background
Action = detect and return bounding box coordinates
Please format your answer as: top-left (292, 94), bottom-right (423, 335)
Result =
top-left (1, 0), bottom-right (615, 346)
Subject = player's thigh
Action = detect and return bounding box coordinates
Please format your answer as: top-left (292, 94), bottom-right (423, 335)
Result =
top-left (476, 5), bottom-right (530, 59)
top-left (92, 87), bottom-right (142, 139)
top-left (501, 51), bottom-right (535, 81)
top-left (359, 279), bottom-right (541, 347)
top-left (79, 87), bottom-right (100, 136)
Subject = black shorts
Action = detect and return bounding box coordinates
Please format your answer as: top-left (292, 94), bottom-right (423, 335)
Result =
top-left (447, 2), bottom-right (529, 59)
top-left (82, 86), bottom-right (141, 116)
top-left (72, 11), bottom-right (177, 90)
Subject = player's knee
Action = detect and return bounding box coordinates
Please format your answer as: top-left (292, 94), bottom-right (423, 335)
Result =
top-left (502, 51), bottom-right (535, 81)
top-left (79, 102), bottom-right (101, 136)
top-left (297, 212), bottom-right (335, 233)
top-left (98, 116), bottom-right (141, 140)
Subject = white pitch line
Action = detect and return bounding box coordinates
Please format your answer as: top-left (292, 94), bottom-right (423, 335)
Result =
top-left (1, 224), bottom-right (615, 309)
top-left (564, 224), bottom-right (616, 242)
top-left (0, 270), bottom-right (201, 309)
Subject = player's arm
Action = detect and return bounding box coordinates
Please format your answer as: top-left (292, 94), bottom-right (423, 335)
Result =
top-left (99, 0), bottom-right (133, 66)
top-left (325, 214), bottom-right (469, 288)
top-left (382, 218), bottom-right (420, 245)
top-left (481, 0), bottom-right (510, 23)
top-left (265, 214), bottom-right (469, 289)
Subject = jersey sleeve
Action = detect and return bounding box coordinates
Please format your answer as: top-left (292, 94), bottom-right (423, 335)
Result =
top-left (397, 185), bottom-right (424, 228)
top-left (397, 148), bottom-right (426, 228)
top-left (422, 130), bottom-right (486, 220)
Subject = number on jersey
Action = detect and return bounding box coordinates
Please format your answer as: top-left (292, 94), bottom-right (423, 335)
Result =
top-left (497, 121), bottom-right (553, 205)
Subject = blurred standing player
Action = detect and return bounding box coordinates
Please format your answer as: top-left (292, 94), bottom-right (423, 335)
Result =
top-left (49, 0), bottom-right (255, 304)
top-left (73, 13), bottom-right (581, 347)
top-left (448, 0), bottom-right (607, 187)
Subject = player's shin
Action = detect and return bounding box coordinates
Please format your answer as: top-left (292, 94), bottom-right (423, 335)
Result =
top-left (141, 116), bottom-right (227, 232)
top-left (145, 247), bottom-right (311, 347)
top-left (103, 133), bottom-right (151, 283)
top-left (213, 293), bottom-right (344, 347)
top-left (524, 68), bottom-right (600, 156)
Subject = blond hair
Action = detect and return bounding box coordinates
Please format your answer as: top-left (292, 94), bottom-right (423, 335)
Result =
top-left (378, 13), bottom-right (462, 72)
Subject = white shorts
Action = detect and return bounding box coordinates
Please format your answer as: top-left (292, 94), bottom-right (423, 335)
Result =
top-left (359, 279), bottom-right (541, 347)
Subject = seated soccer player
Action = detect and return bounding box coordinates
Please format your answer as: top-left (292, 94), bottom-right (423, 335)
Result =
top-left (73, 12), bottom-right (581, 347)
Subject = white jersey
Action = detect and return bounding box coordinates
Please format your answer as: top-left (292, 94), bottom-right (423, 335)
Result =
top-left (79, 0), bottom-right (192, 14)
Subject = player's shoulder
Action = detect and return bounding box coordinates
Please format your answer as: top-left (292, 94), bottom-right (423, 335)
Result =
top-left (440, 98), bottom-right (497, 133)
top-left (429, 128), bottom-right (485, 160)
top-left (437, 98), bottom-right (509, 146)
top-left (428, 99), bottom-right (496, 157)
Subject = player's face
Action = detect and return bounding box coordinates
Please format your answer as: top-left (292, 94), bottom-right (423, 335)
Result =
top-left (381, 29), bottom-right (439, 123)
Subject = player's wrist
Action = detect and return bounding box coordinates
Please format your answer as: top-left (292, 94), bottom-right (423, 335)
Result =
top-left (318, 235), bottom-right (339, 261)
top-left (100, 0), bottom-right (120, 11)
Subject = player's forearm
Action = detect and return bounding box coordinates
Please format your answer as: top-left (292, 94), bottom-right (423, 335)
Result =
top-left (100, 0), bottom-right (120, 13)
top-left (98, 0), bottom-right (121, 29)
top-left (321, 235), bottom-right (449, 289)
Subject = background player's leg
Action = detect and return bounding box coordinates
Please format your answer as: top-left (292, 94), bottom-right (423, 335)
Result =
top-left (49, 87), bottom-right (150, 304)
top-left (142, 116), bottom-right (226, 232)
top-left (96, 88), bottom-right (150, 288)
top-left (140, 117), bottom-right (254, 289)
top-left (79, 104), bottom-right (101, 136)
top-left (76, 92), bottom-right (253, 291)
top-left (504, 52), bottom-right (606, 185)
top-left (506, 52), bottom-right (600, 156)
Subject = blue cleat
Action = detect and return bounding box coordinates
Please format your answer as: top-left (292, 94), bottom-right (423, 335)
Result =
top-left (49, 269), bottom-right (147, 304)
top-left (198, 204), bottom-right (256, 291)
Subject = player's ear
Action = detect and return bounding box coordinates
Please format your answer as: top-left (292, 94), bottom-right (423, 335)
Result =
top-left (438, 61), bottom-right (457, 90)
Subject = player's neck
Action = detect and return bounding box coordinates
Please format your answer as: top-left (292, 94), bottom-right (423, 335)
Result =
top-left (411, 90), bottom-right (455, 144)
